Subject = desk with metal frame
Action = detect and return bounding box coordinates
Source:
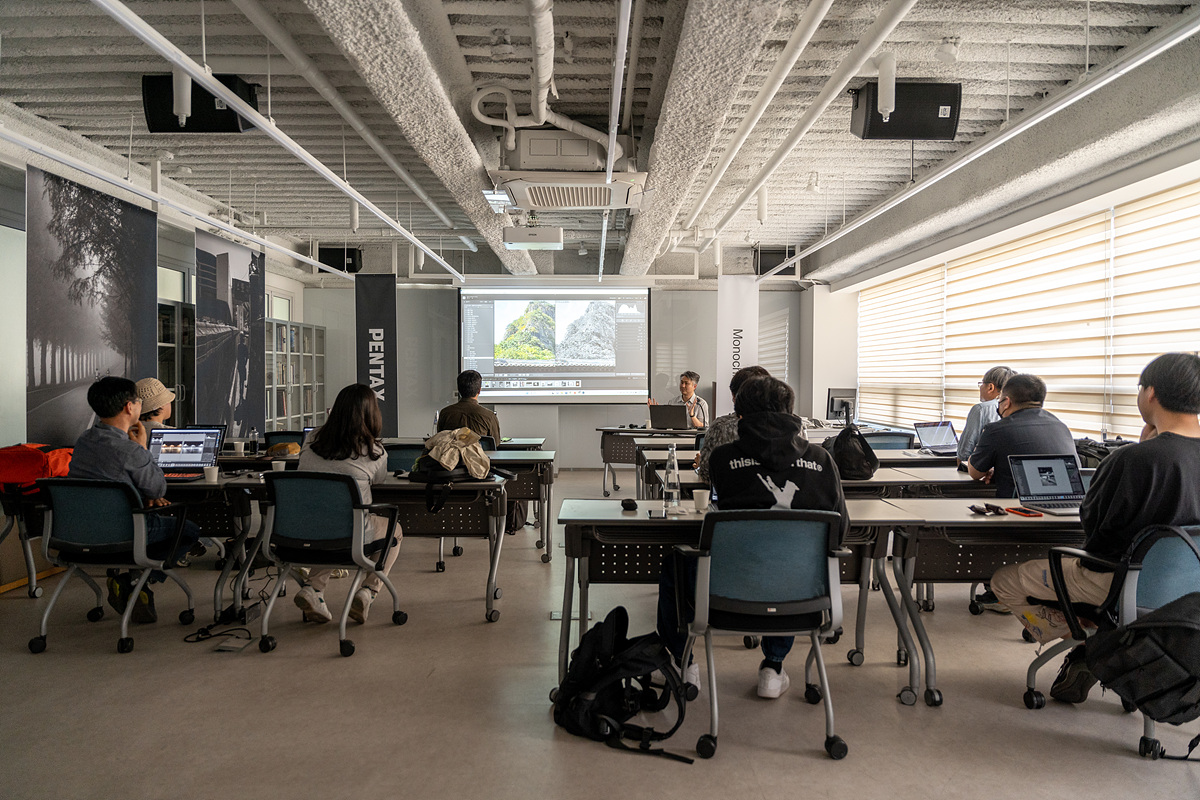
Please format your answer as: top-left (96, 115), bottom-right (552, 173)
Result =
top-left (596, 427), bottom-right (701, 497)
top-left (483, 450), bottom-right (555, 562)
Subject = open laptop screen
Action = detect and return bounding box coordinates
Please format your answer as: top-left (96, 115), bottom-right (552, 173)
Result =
top-left (149, 428), bottom-right (222, 470)
top-left (649, 404), bottom-right (691, 430)
top-left (1009, 455), bottom-right (1086, 500)
top-left (914, 421), bottom-right (957, 449)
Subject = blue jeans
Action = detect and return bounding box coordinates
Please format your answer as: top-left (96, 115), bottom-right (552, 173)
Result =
top-left (656, 554), bottom-right (794, 664)
top-left (145, 514), bottom-right (201, 579)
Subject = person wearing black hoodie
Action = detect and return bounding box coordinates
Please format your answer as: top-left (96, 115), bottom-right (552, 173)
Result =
top-left (656, 376), bottom-right (849, 699)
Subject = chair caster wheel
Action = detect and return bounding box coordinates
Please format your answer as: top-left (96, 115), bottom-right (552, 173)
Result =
top-left (1022, 628), bottom-right (1035, 643)
top-left (804, 684), bottom-right (822, 705)
top-left (87, 606), bottom-right (105, 623)
top-left (696, 734), bottom-right (717, 759)
top-left (392, 610), bottom-right (408, 625)
top-left (612, 484), bottom-right (620, 491)
top-left (541, 553), bottom-right (551, 563)
top-left (339, 639), bottom-right (355, 657)
top-left (1023, 689), bottom-right (1045, 709)
top-left (117, 637), bottom-right (134, 654)
top-left (29, 585), bottom-right (43, 598)
top-left (259, 635), bottom-right (277, 653)
top-left (486, 609), bottom-right (501, 622)
top-left (897, 649), bottom-right (909, 667)
top-left (847, 649), bottom-right (865, 667)
top-left (743, 636), bottom-right (760, 649)
top-left (968, 601), bottom-right (983, 615)
top-left (825, 735), bottom-right (848, 760)
top-left (921, 601), bottom-right (935, 612)
top-left (924, 688), bottom-right (943, 706)
top-left (179, 609), bottom-right (195, 625)
top-left (452, 546), bottom-right (463, 557)
top-left (549, 687), bottom-right (559, 703)
top-left (827, 628), bottom-right (842, 645)
top-left (1139, 736), bottom-right (1164, 759)
top-left (436, 561), bottom-right (446, 573)
top-left (898, 687), bottom-right (917, 706)
top-left (28, 635), bottom-right (47, 654)
top-left (535, 540), bottom-right (544, 548)
top-left (493, 588), bottom-right (503, 600)
top-left (1121, 697), bottom-right (1137, 713)
top-left (683, 683), bottom-right (699, 702)
top-left (603, 491), bottom-right (610, 497)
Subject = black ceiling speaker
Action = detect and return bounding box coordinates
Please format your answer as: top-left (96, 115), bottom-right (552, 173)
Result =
top-left (850, 82), bottom-right (962, 141)
top-left (142, 74), bottom-right (259, 133)
top-left (317, 247), bottom-right (363, 274)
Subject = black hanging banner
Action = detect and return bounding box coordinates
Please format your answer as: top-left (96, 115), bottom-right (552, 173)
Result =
top-left (355, 274), bottom-right (398, 437)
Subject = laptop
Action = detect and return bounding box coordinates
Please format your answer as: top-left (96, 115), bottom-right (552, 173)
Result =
top-left (649, 404), bottom-right (692, 430)
top-left (913, 421), bottom-right (959, 456)
top-left (1008, 454), bottom-right (1087, 515)
top-left (149, 428), bottom-right (223, 482)
top-left (185, 423), bottom-right (226, 453)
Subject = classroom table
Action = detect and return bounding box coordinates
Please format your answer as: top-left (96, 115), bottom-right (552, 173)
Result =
top-left (639, 449), bottom-right (699, 499)
top-left (383, 436), bottom-right (545, 451)
top-left (876, 450), bottom-right (958, 468)
top-left (483, 450), bottom-right (556, 562)
top-left (595, 427), bottom-right (703, 497)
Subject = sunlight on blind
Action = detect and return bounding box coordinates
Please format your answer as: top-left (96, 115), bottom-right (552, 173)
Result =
top-left (759, 308), bottom-right (790, 382)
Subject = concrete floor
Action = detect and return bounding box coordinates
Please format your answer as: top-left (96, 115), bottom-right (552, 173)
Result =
top-left (2, 469), bottom-right (1197, 798)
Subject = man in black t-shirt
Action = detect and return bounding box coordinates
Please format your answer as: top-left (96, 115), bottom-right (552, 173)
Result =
top-left (967, 373), bottom-right (1078, 498)
top-left (991, 353), bottom-right (1200, 703)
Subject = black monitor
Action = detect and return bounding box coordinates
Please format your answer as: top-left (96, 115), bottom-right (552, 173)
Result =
top-left (826, 388), bottom-right (856, 423)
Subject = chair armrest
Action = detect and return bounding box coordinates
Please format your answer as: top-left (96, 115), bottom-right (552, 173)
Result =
top-left (132, 502), bottom-right (190, 515)
top-left (1049, 546), bottom-right (1121, 574)
top-left (358, 502), bottom-right (396, 514)
top-left (364, 504), bottom-right (400, 571)
top-left (1047, 547), bottom-right (1122, 640)
top-left (672, 544), bottom-right (704, 558)
top-left (831, 548), bottom-right (853, 559)
top-left (135, 502), bottom-right (191, 569)
top-left (491, 467), bottom-right (516, 481)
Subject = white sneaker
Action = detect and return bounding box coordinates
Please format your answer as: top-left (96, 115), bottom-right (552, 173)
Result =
top-left (684, 662), bottom-right (701, 693)
top-left (293, 586), bottom-right (332, 623)
top-left (757, 665), bottom-right (790, 699)
top-left (349, 587), bottom-right (376, 624)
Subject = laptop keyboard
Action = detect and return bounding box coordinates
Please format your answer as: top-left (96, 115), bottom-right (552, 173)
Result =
top-left (164, 472), bottom-right (203, 480)
top-left (1033, 501), bottom-right (1080, 509)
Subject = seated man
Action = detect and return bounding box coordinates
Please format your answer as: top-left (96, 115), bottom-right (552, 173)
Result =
top-left (694, 365), bottom-right (770, 484)
top-left (991, 353), bottom-right (1200, 702)
top-left (967, 373), bottom-right (1077, 498)
top-left (657, 376), bottom-right (849, 698)
top-left (437, 369), bottom-right (500, 442)
top-left (68, 377), bottom-right (202, 623)
top-left (958, 365), bottom-right (1016, 469)
top-left (648, 371), bottom-right (710, 429)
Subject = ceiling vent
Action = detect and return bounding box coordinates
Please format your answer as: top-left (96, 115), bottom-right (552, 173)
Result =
top-left (489, 170), bottom-right (649, 212)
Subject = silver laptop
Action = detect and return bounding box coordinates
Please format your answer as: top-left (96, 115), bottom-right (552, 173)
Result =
top-left (1008, 454), bottom-right (1086, 515)
top-left (150, 427), bottom-right (223, 482)
top-left (914, 421), bottom-right (959, 456)
top-left (649, 404), bottom-right (692, 430)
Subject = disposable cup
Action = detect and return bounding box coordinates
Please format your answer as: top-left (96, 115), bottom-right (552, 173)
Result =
top-left (693, 489), bottom-right (711, 513)
top-left (232, 441), bottom-right (244, 455)
top-left (203, 465), bottom-right (220, 482)
top-left (271, 460), bottom-right (287, 472)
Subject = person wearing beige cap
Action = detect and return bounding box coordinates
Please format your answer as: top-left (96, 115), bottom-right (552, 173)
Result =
top-left (135, 377), bottom-right (176, 436)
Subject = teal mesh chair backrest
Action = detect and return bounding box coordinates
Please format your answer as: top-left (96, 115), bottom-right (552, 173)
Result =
top-left (41, 480), bottom-right (137, 547)
top-left (1136, 526), bottom-right (1200, 611)
top-left (707, 517), bottom-right (831, 604)
top-left (862, 432), bottom-right (914, 450)
top-left (267, 472), bottom-right (357, 542)
top-left (479, 436), bottom-right (497, 451)
top-left (385, 445), bottom-right (425, 472)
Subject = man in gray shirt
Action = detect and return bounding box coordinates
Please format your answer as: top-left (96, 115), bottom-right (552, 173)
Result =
top-left (648, 371), bottom-right (710, 429)
top-left (957, 366), bottom-right (1016, 466)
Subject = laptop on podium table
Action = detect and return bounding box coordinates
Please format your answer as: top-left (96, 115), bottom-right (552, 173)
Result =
top-left (1008, 454), bottom-right (1087, 515)
top-left (913, 421), bottom-right (959, 456)
top-left (649, 404), bottom-right (692, 430)
top-left (149, 428), bottom-right (223, 482)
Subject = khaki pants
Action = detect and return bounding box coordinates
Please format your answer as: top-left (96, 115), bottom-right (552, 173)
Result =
top-left (308, 515), bottom-right (401, 595)
top-left (991, 557), bottom-right (1113, 643)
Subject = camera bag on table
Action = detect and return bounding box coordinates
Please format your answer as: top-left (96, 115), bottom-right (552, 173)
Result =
top-left (822, 424), bottom-right (878, 480)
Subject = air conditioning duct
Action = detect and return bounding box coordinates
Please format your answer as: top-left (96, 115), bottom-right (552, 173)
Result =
top-left (489, 170), bottom-right (648, 212)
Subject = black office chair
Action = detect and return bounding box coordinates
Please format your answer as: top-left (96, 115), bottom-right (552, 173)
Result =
top-left (676, 509), bottom-right (849, 760)
top-left (0, 485), bottom-right (45, 598)
top-left (862, 432), bottom-right (916, 450)
top-left (257, 471), bottom-right (406, 657)
top-left (29, 478), bottom-right (196, 654)
top-left (263, 430), bottom-right (306, 449)
top-left (694, 433), bottom-right (705, 452)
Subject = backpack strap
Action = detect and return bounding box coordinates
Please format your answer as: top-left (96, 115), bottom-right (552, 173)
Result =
top-left (1158, 730), bottom-right (1200, 762)
top-left (424, 481), bottom-right (452, 513)
top-left (602, 720), bottom-right (694, 764)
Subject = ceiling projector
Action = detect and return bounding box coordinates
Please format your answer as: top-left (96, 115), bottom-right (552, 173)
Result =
top-left (503, 226), bottom-right (564, 250)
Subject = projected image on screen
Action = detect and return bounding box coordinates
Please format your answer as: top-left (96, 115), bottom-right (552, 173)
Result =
top-left (462, 288), bottom-right (648, 404)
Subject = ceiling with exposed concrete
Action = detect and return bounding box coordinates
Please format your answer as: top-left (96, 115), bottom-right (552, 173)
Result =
top-left (2, 0), bottom-right (1199, 286)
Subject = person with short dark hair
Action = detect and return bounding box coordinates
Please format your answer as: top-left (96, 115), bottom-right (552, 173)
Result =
top-left (991, 353), bottom-right (1200, 703)
top-left (437, 369), bottom-right (500, 441)
top-left (695, 365), bottom-right (771, 483)
top-left (957, 366), bottom-right (1016, 466)
top-left (648, 370), bottom-right (709, 428)
top-left (966, 373), bottom-right (1077, 497)
top-left (69, 376), bottom-right (201, 623)
top-left (657, 375), bottom-right (848, 699)
top-left (295, 384), bottom-right (401, 624)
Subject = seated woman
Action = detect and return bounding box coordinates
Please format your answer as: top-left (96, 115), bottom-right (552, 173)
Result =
top-left (135, 377), bottom-right (175, 435)
top-left (293, 383), bottom-right (402, 624)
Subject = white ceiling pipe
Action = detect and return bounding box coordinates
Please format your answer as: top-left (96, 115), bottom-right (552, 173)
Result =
top-left (471, 85), bottom-right (624, 163)
top-left (528, 0), bottom-right (555, 124)
top-left (171, 66), bottom-right (191, 126)
top-left (89, 0), bottom-right (465, 281)
top-left (705, 0), bottom-right (921, 249)
top-left (681, 0), bottom-right (835, 230)
top-left (606, 0), bottom-right (633, 183)
top-left (874, 51), bottom-right (896, 122)
top-left (757, 185), bottom-right (768, 223)
top-left (459, 235), bottom-right (479, 252)
top-left (758, 2), bottom-right (1200, 283)
top-left (228, 0), bottom-right (456, 230)
top-left (620, 0), bottom-right (646, 135)
top-left (350, 199), bottom-right (359, 232)
top-left (0, 125), bottom-right (352, 281)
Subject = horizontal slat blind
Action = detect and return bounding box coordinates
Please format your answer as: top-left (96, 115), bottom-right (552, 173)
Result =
top-left (759, 307), bottom-right (790, 383)
top-left (1109, 181), bottom-right (1200, 436)
top-left (944, 213), bottom-right (1110, 437)
top-left (858, 266), bottom-right (944, 425)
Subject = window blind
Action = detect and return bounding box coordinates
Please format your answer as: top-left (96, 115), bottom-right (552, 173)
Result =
top-left (758, 307), bottom-right (790, 383)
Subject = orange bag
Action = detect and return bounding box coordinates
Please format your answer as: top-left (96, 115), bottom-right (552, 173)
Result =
top-left (0, 443), bottom-right (74, 488)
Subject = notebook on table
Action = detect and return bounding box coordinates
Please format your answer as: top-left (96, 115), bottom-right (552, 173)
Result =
top-left (150, 428), bottom-right (223, 482)
top-left (913, 421), bottom-right (959, 456)
top-left (1008, 454), bottom-right (1086, 515)
top-left (649, 404), bottom-right (692, 430)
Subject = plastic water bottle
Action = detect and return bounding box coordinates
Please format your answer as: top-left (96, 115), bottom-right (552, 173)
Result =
top-left (664, 444), bottom-right (685, 515)
top-left (248, 426), bottom-right (259, 455)
top-left (432, 409), bottom-right (439, 435)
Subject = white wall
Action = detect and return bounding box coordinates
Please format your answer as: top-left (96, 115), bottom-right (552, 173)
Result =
top-left (0, 224), bottom-right (27, 445)
top-left (798, 285), bottom-right (859, 420)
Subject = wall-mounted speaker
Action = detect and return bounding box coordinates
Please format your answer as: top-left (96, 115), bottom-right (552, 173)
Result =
top-left (142, 74), bottom-right (259, 133)
top-left (850, 82), bottom-right (962, 141)
top-left (318, 246), bottom-right (363, 274)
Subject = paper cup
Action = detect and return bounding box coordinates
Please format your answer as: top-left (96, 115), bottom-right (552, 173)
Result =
top-left (203, 465), bottom-right (220, 482)
top-left (644, 419), bottom-right (652, 430)
top-left (693, 489), bottom-right (711, 513)
top-left (271, 460), bottom-right (287, 471)
top-left (232, 441), bottom-right (244, 455)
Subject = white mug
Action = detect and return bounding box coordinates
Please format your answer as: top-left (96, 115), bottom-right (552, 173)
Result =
top-left (203, 465), bottom-right (220, 483)
top-left (271, 460), bottom-right (287, 472)
top-left (693, 489), bottom-right (711, 513)
top-left (232, 441), bottom-right (245, 455)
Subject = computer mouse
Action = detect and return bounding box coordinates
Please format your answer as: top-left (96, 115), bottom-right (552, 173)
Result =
top-left (621, 498), bottom-right (638, 511)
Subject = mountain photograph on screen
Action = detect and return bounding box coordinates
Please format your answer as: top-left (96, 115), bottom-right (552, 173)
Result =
top-left (494, 300), bottom-right (556, 361)
top-left (555, 300), bottom-right (616, 365)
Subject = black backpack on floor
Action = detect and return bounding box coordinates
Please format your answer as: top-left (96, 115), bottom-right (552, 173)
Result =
top-left (553, 606), bottom-right (693, 763)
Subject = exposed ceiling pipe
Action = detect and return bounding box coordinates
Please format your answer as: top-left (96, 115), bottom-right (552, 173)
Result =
top-left (528, 0), bottom-right (555, 124)
top-left (227, 0), bottom-right (456, 230)
top-left (471, 87), bottom-right (624, 164)
top-left (89, 0), bottom-right (465, 281)
top-left (620, 0), bottom-right (646, 135)
top-left (704, 0), bottom-right (921, 249)
top-left (758, 1), bottom-right (1200, 283)
top-left (873, 51), bottom-right (897, 122)
top-left (681, 0), bottom-right (835, 231)
top-left (599, 0), bottom-right (633, 282)
top-left (459, 235), bottom-right (479, 252)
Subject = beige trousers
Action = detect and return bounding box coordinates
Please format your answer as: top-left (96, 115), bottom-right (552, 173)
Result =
top-left (991, 557), bottom-right (1113, 643)
top-left (308, 515), bottom-right (401, 594)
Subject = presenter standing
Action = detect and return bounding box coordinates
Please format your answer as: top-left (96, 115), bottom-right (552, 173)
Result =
top-left (648, 371), bottom-right (709, 429)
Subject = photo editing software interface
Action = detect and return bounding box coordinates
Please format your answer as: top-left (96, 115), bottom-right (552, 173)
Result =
top-left (149, 429), bottom-right (222, 469)
top-left (461, 288), bottom-right (649, 403)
